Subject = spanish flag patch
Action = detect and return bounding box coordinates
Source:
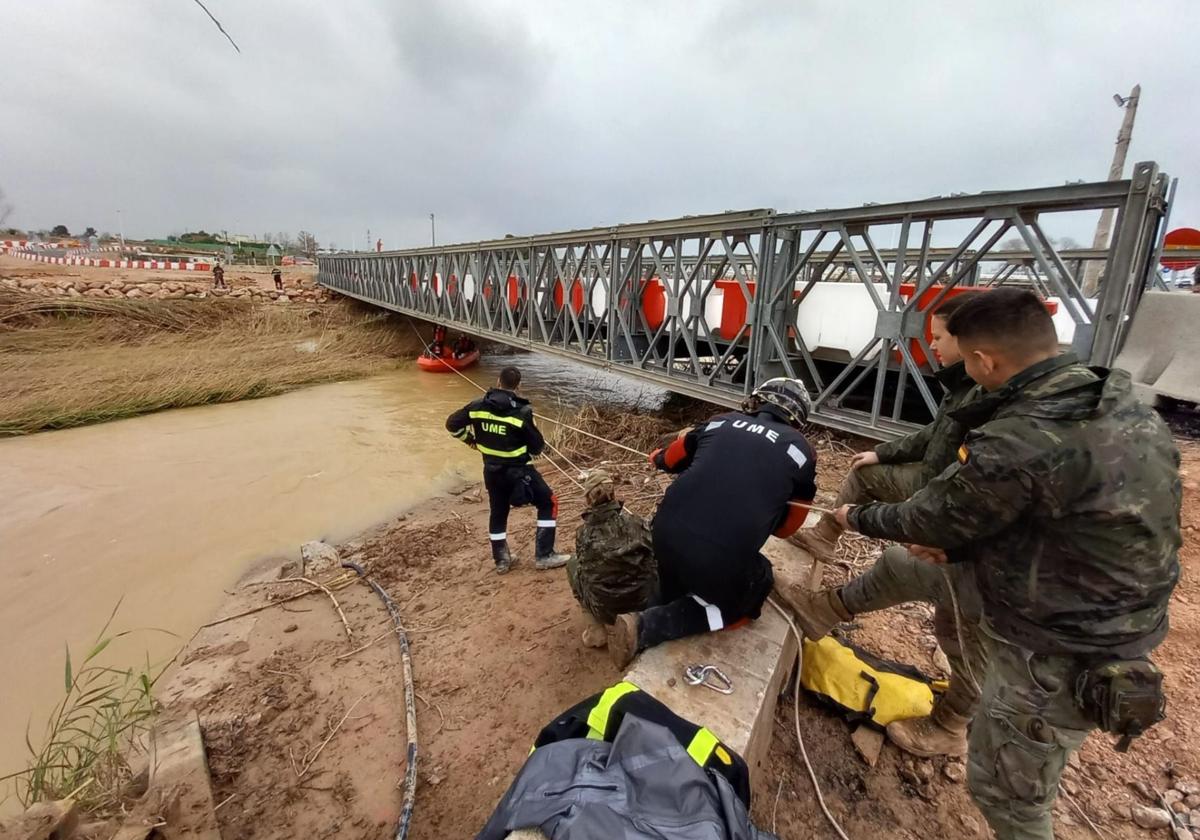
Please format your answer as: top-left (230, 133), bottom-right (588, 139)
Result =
top-left (957, 444), bottom-right (969, 464)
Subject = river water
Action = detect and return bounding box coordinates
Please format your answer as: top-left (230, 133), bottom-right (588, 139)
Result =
top-left (0, 355), bottom-right (667, 795)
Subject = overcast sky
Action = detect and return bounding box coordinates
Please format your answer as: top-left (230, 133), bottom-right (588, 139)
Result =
top-left (1, 1), bottom-right (1196, 250)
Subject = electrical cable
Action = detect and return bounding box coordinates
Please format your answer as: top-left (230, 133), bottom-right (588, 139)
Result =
top-left (342, 561), bottom-right (418, 840)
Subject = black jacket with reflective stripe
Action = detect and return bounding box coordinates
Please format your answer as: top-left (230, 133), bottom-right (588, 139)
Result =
top-left (653, 407), bottom-right (817, 554)
top-left (446, 388), bottom-right (545, 467)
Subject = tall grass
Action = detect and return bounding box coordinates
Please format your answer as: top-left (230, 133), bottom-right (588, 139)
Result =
top-left (0, 292), bottom-right (423, 434)
top-left (0, 604), bottom-right (164, 816)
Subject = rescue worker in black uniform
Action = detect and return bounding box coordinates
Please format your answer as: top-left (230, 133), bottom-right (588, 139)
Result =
top-left (607, 378), bottom-right (818, 667)
top-left (445, 366), bottom-right (571, 574)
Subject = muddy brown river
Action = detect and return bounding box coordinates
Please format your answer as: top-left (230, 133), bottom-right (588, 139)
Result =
top-left (0, 357), bottom-right (667, 801)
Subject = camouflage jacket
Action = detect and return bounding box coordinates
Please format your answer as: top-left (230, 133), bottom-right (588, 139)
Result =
top-left (850, 354), bottom-right (1181, 657)
top-left (873, 361), bottom-right (980, 481)
top-left (570, 501), bottom-right (657, 624)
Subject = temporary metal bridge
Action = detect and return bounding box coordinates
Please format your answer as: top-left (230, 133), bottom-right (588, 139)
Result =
top-left (317, 161), bottom-right (1170, 439)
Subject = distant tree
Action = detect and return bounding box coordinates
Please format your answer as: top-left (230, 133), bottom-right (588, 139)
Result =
top-left (179, 230), bottom-right (219, 244)
top-left (83, 226), bottom-right (97, 238)
top-left (51, 224), bottom-right (70, 237)
top-left (276, 231), bottom-right (295, 252)
top-left (1057, 236), bottom-right (1081, 251)
top-left (297, 230), bottom-right (318, 258)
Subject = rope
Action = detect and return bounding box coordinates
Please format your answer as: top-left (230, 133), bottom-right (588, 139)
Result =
top-left (405, 318), bottom-right (829, 507)
top-left (405, 318), bottom-right (594, 488)
top-left (768, 597), bottom-right (852, 840)
top-left (939, 566), bottom-right (981, 696)
top-left (342, 562), bottom-right (418, 840)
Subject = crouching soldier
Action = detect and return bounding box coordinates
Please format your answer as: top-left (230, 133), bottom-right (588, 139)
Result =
top-left (569, 469), bottom-right (657, 648)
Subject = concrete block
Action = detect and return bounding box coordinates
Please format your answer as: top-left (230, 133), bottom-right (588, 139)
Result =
top-left (1115, 291), bottom-right (1200, 404)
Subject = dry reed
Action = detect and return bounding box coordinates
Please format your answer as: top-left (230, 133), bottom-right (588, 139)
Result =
top-left (0, 292), bottom-right (422, 435)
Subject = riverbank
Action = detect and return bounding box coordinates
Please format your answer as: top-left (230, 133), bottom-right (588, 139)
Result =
top-left (30, 420), bottom-right (1195, 839)
top-left (0, 289), bottom-right (424, 435)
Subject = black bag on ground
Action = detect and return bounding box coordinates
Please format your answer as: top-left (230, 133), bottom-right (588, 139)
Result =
top-left (533, 680), bottom-right (751, 806)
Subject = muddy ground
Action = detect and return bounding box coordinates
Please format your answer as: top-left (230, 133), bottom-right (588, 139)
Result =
top-left (163, 432), bottom-right (1198, 840)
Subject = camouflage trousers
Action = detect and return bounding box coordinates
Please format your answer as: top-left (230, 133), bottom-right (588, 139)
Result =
top-left (813, 462), bottom-right (928, 543)
top-left (840, 545), bottom-right (986, 719)
top-left (967, 627), bottom-right (1092, 840)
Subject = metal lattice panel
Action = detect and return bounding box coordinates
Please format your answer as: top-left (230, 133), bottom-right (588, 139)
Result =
top-left (318, 165), bottom-right (1168, 439)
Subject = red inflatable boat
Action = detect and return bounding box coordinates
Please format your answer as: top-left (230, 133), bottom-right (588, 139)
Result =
top-left (417, 348), bottom-right (480, 373)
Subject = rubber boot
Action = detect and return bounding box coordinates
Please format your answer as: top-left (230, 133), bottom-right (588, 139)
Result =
top-left (606, 613), bottom-right (640, 669)
top-left (534, 526), bottom-right (570, 571)
top-left (778, 587), bottom-right (853, 639)
top-left (491, 540), bottom-right (514, 575)
top-left (886, 702), bottom-right (970, 758)
top-left (788, 517), bottom-right (841, 564)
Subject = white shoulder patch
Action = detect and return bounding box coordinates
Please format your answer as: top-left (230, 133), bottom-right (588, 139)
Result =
top-left (787, 444), bottom-right (808, 469)
top-left (705, 420), bottom-right (726, 431)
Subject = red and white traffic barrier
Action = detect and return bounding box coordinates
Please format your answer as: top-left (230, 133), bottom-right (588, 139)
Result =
top-left (4, 249), bottom-right (211, 271)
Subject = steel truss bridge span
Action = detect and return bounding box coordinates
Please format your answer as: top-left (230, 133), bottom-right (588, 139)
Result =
top-left (318, 162), bottom-right (1169, 440)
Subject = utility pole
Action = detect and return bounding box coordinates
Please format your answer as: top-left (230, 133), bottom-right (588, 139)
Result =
top-left (430, 213), bottom-right (436, 246)
top-left (1082, 84), bottom-right (1140, 298)
top-left (116, 209), bottom-right (125, 248)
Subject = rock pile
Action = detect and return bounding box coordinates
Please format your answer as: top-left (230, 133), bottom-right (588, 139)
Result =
top-left (0, 275), bottom-right (332, 303)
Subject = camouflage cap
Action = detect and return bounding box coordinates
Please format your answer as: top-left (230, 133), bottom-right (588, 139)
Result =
top-left (583, 469), bottom-right (614, 494)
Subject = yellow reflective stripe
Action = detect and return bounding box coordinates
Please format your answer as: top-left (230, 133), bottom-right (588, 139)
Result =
top-left (585, 727), bottom-right (604, 741)
top-left (475, 443), bottom-right (527, 458)
top-left (686, 728), bottom-right (720, 766)
top-left (451, 427), bottom-right (470, 439)
top-left (585, 681), bottom-right (639, 740)
top-left (469, 410), bottom-right (524, 428)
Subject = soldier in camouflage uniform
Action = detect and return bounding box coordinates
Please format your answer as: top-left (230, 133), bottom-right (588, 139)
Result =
top-left (568, 469), bottom-right (657, 648)
top-left (834, 289), bottom-right (1181, 840)
top-left (785, 293), bottom-right (986, 758)
top-left (792, 293), bottom-right (980, 563)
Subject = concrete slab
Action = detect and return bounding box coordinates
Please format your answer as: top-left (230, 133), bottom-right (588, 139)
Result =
top-left (1115, 290), bottom-right (1200, 405)
top-left (507, 537), bottom-right (812, 838)
top-left (115, 712), bottom-right (221, 840)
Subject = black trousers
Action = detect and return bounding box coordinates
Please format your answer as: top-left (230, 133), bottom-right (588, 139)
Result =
top-left (636, 518), bottom-right (774, 650)
top-left (483, 463), bottom-right (557, 540)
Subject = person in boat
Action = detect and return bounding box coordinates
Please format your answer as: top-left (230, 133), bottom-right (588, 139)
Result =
top-left (569, 469), bottom-right (657, 648)
top-left (606, 377), bottom-right (817, 668)
top-left (445, 366), bottom-right (571, 575)
top-left (429, 324), bottom-right (448, 358)
top-left (453, 334), bottom-right (476, 359)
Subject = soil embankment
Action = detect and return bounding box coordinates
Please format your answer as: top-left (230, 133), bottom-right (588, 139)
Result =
top-left (0, 259), bottom-right (424, 434)
top-left (145, 425), bottom-right (1200, 839)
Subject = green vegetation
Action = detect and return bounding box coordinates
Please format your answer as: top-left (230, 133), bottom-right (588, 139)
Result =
top-left (0, 604), bottom-right (163, 815)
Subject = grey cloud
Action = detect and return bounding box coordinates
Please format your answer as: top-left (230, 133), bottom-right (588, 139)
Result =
top-left (0, 1), bottom-right (1196, 251)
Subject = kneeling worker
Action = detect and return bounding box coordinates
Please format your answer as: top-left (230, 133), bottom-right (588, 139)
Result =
top-left (445, 366), bottom-right (571, 574)
top-left (607, 378), bottom-right (818, 668)
top-left (570, 469), bottom-right (657, 648)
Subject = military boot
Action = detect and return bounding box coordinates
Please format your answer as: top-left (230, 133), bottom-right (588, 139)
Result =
top-left (606, 613), bottom-right (640, 669)
top-left (886, 702), bottom-right (970, 758)
top-left (580, 612), bottom-right (607, 649)
top-left (534, 526), bottom-right (570, 571)
top-left (788, 517), bottom-right (842, 564)
top-left (491, 540), bottom-right (514, 575)
top-left (777, 586), bottom-right (852, 639)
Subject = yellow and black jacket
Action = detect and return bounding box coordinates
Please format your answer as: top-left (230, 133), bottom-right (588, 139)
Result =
top-left (531, 681), bottom-right (752, 807)
top-left (445, 388), bottom-right (545, 467)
